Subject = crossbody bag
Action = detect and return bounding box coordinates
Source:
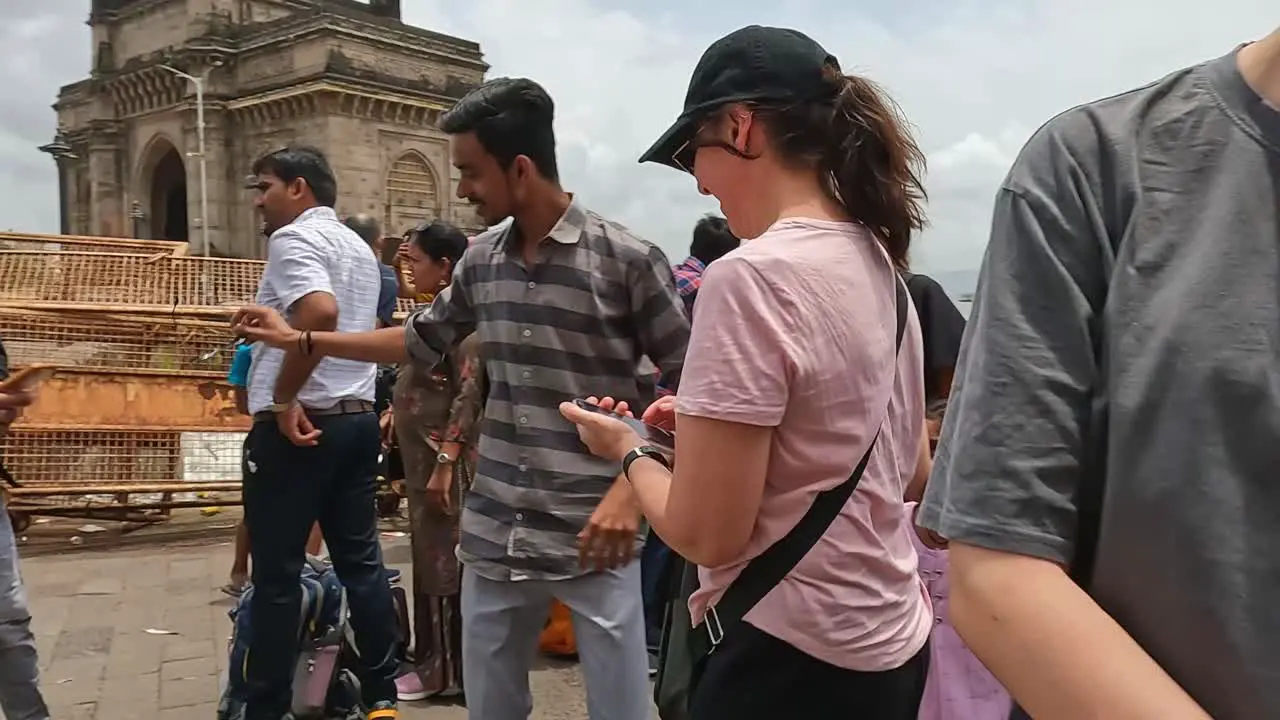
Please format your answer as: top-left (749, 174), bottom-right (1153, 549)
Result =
top-left (654, 277), bottom-right (909, 719)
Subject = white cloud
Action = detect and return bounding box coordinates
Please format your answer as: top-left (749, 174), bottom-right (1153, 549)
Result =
top-left (0, 1), bottom-right (1275, 288)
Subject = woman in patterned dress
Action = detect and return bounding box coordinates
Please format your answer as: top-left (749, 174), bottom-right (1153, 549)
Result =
top-left (387, 221), bottom-right (482, 703)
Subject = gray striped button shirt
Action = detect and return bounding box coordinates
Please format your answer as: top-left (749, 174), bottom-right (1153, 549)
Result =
top-left (404, 199), bottom-right (690, 581)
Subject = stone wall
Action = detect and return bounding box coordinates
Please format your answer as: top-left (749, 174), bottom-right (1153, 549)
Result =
top-left (51, 0), bottom-right (489, 255)
top-left (111, 0), bottom-right (192, 63)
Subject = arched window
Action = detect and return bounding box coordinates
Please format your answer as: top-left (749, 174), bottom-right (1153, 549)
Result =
top-left (384, 152), bottom-right (439, 234)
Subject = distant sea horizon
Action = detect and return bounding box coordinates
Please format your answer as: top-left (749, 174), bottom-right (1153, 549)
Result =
top-left (924, 267), bottom-right (977, 318)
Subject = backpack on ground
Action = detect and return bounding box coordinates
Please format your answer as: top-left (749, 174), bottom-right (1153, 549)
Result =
top-left (217, 558), bottom-right (363, 720)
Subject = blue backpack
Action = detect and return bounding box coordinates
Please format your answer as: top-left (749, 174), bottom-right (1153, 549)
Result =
top-left (218, 559), bottom-right (362, 720)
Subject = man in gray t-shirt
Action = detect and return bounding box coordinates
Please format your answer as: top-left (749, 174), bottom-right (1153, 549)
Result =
top-left (919, 33), bottom-right (1280, 720)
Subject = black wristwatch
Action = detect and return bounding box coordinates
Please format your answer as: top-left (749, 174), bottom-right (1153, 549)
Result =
top-left (622, 446), bottom-right (671, 480)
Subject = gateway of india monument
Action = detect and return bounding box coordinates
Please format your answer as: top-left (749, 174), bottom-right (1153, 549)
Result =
top-left (40, 0), bottom-right (488, 258)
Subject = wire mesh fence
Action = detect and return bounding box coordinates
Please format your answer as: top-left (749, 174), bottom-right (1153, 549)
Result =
top-left (0, 232), bottom-right (187, 256)
top-left (170, 256), bottom-right (263, 308)
top-left (0, 249), bottom-right (416, 316)
top-left (0, 427), bottom-right (245, 505)
top-left (0, 309), bottom-right (239, 375)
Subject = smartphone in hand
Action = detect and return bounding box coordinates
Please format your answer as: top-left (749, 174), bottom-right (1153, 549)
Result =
top-left (0, 364), bottom-right (57, 393)
top-left (572, 398), bottom-right (676, 454)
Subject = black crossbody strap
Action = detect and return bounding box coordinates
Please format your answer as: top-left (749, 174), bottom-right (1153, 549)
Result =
top-left (692, 277), bottom-right (909, 656)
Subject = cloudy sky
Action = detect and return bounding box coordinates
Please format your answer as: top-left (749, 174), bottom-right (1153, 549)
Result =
top-left (0, 1), bottom-right (1274, 294)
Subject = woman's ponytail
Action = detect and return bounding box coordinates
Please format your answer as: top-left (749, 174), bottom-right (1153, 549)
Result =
top-left (757, 65), bottom-right (927, 268)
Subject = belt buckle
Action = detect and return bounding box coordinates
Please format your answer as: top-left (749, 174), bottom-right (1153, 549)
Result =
top-left (704, 605), bottom-right (724, 653)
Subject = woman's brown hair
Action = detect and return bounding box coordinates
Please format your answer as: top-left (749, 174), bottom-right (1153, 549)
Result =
top-left (755, 65), bottom-right (927, 268)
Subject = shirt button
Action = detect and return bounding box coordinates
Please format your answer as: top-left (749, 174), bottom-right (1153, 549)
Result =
top-left (521, 369), bottom-right (531, 380)
top-left (521, 328), bottom-right (532, 338)
top-left (519, 416), bottom-right (529, 425)
top-left (518, 464), bottom-right (528, 472)
top-left (515, 512), bottom-right (524, 521)
top-left (527, 281), bottom-right (536, 289)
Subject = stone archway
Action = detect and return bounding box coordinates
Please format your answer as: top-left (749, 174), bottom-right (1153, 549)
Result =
top-left (149, 147), bottom-right (188, 241)
top-left (135, 136), bottom-right (189, 241)
top-left (384, 150), bottom-right (440, 239)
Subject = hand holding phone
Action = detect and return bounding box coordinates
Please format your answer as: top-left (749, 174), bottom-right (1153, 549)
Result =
top-left (0, 365), bottom-right (49, 431)
top-left (0, 364), bottom-right (56, 394)
top-left (571, 398), bottom-right (675, 454)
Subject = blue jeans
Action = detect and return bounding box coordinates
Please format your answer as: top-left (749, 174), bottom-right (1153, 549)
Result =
top-left (0, 496), bottom-right (50, 720)
top-left (639, 528), bottom-right (673, 654)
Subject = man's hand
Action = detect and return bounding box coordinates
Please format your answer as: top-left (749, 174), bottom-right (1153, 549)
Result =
top-left (0, 389), bottom-right (35, 437)
top-left (578, 478), bottom-right (641, 572)
top-left (232, 305), bottom-right (301, 349)
top-left (276, 404), bottom-right (322, 447)
top-left (379, 409), bottom-right (395, 448)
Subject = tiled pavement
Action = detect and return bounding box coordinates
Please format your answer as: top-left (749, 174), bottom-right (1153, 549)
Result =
top-left (19, 533), bottom-right (617, 720)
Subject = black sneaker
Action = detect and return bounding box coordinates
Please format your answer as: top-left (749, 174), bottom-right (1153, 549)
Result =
top-left (367, 701), bottom-right (399, 719)
top-left (648, 651), bottom-right (660, 677)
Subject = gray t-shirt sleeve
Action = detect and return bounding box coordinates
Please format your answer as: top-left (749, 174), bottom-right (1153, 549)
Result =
top-left (918, 134), bottom-right (1110, 565)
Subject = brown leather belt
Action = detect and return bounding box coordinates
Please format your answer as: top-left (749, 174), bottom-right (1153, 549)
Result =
top-left (253, 398), bottom-right (374, 423)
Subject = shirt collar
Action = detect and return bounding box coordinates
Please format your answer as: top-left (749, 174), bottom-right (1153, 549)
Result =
top-left (676, 256), bottom-right (706, 274)
top-left (292, 206), bottom-right (338, 224)
top-left (497, 195), bottom-right (587, 252)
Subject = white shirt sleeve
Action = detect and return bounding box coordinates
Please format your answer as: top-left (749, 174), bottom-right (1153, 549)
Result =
top-left (265, 227), bottom-right (334, 310)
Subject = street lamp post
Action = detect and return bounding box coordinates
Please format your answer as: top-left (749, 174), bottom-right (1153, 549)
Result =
top-left (159, 64), bottom-right (211, 259)
top-left (128, 200), bottom-right (145, 239)
top-left (38, 132), bottom-right (77, 235)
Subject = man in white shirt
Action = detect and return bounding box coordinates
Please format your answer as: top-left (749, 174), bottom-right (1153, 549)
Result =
top-left (240, 146), bottom-right (401, 720)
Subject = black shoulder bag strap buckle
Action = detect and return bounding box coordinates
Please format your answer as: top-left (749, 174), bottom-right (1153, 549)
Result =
top-left (691, 276), bottom-right (910, 657)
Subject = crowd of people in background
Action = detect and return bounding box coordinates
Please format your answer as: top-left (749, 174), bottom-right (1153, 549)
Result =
top-left (0, 20), bottom-right (1278, 720)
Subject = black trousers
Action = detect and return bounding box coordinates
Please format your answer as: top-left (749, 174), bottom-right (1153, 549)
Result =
top-left (242, 412), bottom-right (401, 719)
top-left (690, 621), bottom-right (929, 720)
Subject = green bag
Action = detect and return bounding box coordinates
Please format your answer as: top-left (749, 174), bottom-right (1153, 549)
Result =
top-left (652, 279), bottom-right (907, 720)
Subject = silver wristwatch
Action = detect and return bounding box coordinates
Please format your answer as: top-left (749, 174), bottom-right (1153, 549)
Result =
top-left (436, 450), bottom-right (454, 465)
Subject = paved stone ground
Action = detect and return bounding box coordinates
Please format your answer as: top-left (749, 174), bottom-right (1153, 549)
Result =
top-left (20, 531), bottom-right (650, 719)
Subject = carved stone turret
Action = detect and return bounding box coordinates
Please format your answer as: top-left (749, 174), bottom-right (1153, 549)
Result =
top-left (46, 0), bottom-right (488, 256)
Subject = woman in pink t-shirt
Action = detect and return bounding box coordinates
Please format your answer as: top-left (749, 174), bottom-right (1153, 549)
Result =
top-left (561, 25), bottom-right (934, 720)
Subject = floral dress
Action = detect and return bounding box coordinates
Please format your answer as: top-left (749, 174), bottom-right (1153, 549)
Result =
top-left (392, 333), bottom-right (482, 696)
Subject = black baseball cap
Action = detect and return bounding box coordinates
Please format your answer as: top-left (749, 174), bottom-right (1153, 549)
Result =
top-left (638, 26), bottom-right (839, 171)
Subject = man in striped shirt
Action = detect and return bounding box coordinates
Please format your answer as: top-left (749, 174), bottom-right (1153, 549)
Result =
top-left (234, 78), bottom-right (691, 718)
top-left (411, 77), bottom-right (688, 719)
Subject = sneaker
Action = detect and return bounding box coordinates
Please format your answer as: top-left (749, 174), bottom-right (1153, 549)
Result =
top-left (394, 671), bottom-right (428, 702)
top-left (368, 700), bottom-right (400, 719)
top-left (648, 651), bottom-right (660, 677)
top-left (384, 567), bottom-right (402, 584)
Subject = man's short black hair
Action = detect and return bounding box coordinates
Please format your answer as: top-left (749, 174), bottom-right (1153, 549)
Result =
top-left (343, 214), bottom-right (381, 248)
top-left (251, 145), bottom-right (338, 208)
top-left (439, 77), bottom-right (559, 182)
top-left (690, 215), bottom-right (739, 266)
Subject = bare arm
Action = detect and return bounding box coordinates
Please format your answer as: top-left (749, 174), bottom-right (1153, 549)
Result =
top-left (244, 246), bottom-right (476, 374)
top-left (950, 545), bottom-right (1208, 719)
top-left (919, 180), bottom-right (1208, 715)
top-left (624, 415), bottom-right (770, 567)
top-left (307, 326), bottom-right (410, 365)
